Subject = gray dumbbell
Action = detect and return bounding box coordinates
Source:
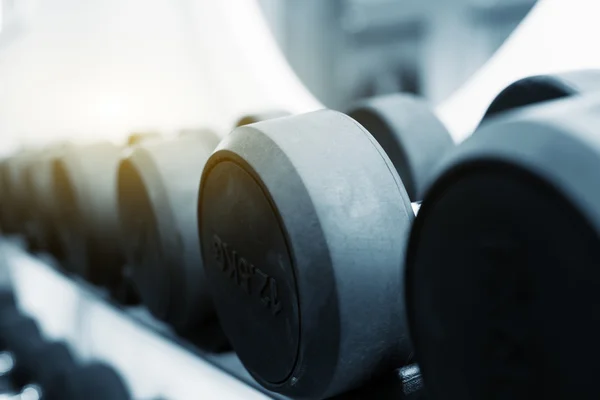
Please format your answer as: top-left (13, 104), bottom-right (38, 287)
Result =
top-left (23, 143), bottom-right (69, 257)
top-left (117, 129), bottom-right (225, 343)
top-left (52, 141), bottom-right (132, 296)
top-left (406, 93), bottom-right (600, 400)
top-left (198, 108), bottom-right (426, 398)
top-left (0, 149), bottom-right (40, 235)
top-left (348, 93), bottom-right (455, 201)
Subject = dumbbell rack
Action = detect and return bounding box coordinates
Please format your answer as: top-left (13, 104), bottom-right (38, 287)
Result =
top-left (0, 238), bottom-right (280, 400)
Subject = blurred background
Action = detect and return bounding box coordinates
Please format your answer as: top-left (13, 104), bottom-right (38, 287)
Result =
top-left (0, 0), bottom-right (536, 149)
top-left (259, 0), bottom-right (537, 109)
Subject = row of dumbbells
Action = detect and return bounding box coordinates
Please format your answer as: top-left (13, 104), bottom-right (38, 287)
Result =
top-left (0, 288), bottom-right (130, 399)
top-left (1, 69), bottom-right (600, 399)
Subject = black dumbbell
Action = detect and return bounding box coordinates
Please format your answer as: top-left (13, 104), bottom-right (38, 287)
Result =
top-left (347, 93), bottom-right (455, 201)
top-left (52, 141), bottom-right (124, 285)
top-left (46, 362), bottom-right (131, 400)
top-left (117, 129), bottom-right (226, 344)
top-left (405, 93), bottom-right (600, 400)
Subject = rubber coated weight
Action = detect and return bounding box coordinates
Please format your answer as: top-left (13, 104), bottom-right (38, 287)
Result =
top-left (199, 110), bottom-right (414, 398)
top-left (406, 95), bottom-right (600, 400)
top-left (118, 130), bottom-right (220, 332)
top-left (234, 110), bottom-right (290, 127)
top-left (482, 69), bottom-right (600, 120)
top-left (348, 93), bottom-right (454, 201)
top-left (52, 142), bottom-right (126, 288)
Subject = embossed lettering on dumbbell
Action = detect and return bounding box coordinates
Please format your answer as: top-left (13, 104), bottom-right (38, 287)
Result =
top-left (212, 235), bottom-right (282, 315)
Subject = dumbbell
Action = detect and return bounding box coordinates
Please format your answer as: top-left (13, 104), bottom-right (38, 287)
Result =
top-left (52, 141), bottom-right (126, 288)
top-left (404, 95), bottom-right (600, 398)
top-left (197, 70), bottom-right (600, 399)
top-left (0, 149), bottom-right (40, 235)
top-left (46, 362), bottom-right (131, 400)
top-left (117, 129), bottom-right (223, 341)
top-left (22, 143), bottom-right (69, 257)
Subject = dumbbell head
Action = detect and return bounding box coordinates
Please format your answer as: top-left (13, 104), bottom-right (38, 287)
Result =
top-left (52, 142), bottom-right (125, 285)
top-left (406, 95), bottom-right (600, 399)
top-left (1, 149), bottom-right (39, 234)
top-left (482, 69), bottom-right (600, 120)
top-left (198, 110), bottom-right (414, 398)
top-left (47, 363), bottom-right (130, 400)
top-left (234, 110), bottom-right (290, 127)
top-left (348, 93), bottom-right (455, 201)
top-left (23, 144), bottom-right (68, 256)
top-left (118, 129), bottom-right (220, 331)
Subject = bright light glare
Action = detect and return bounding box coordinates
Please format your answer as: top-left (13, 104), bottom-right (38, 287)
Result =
top-left (0, 0), bottom-right (322, 148)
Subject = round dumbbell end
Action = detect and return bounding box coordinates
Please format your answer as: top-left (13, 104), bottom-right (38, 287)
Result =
top-left (200, 157), bottom-right (299, 384)
top-left (118, 158), bottom-right (168, 320)
top-left (407, 161), bottom-right (600, 399)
